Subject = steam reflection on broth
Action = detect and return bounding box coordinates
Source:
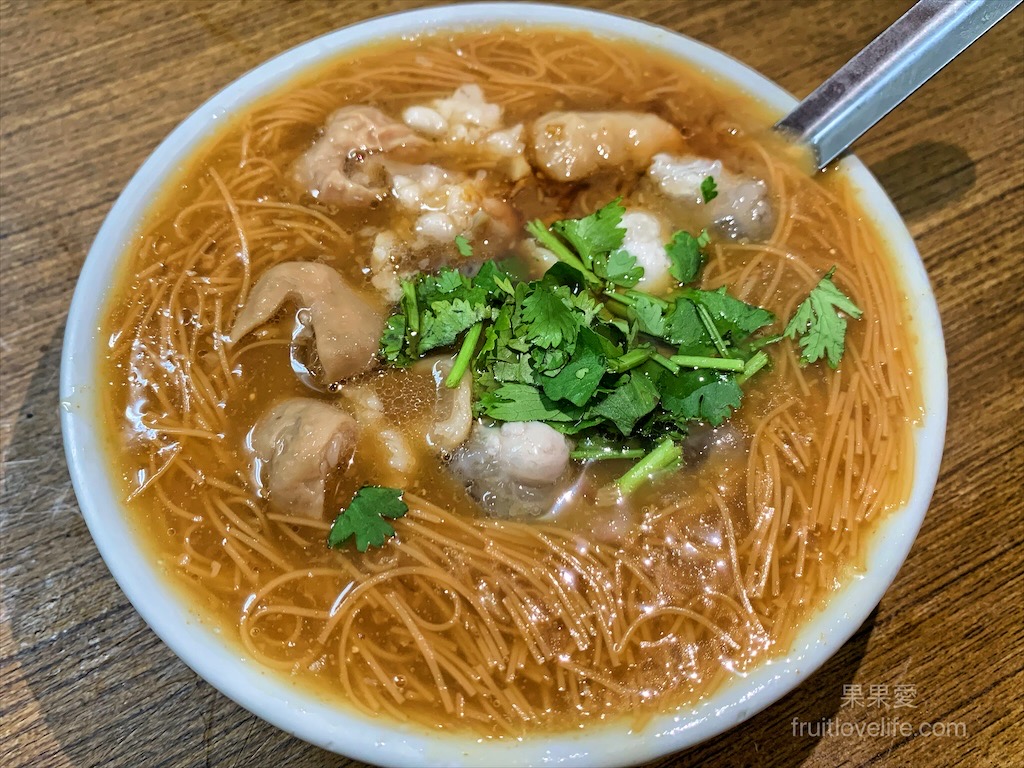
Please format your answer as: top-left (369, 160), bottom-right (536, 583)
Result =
top-left (100, 28), bottom-right (919, 735)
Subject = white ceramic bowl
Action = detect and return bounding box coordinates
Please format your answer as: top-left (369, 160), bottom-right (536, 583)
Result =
top-left (60, 4), bottom-right (947, 766)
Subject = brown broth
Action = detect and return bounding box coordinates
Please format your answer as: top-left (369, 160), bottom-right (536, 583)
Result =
top-left (98, 27), bottom-right (920, 736)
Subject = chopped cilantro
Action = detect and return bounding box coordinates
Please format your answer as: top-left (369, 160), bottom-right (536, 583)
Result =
top-left (328, 486), bottom-right (408, 552)
top-left (551, 198), bottom-right (626, 267)
top-left (418, 297), bottom-right (487, 354)
top-left (478, 383), bottom-right (583, 423)
top-left (628, 293), bottom-right (667, 337)
top-left (784, 267), bottom-right (863, 368)
top-left (700, 175), bottom-right (718, 203)
top-left (661, 370), bottom-right (743, 426)
top-left (520, 285), bottom-right (580, 350)
top-left (380, 314), bottom-right (407, 365)
top-left (685, 287), bottom-right (776, 340)
top-left (454, 234), bottom-right (473, 257)
top-left (374, 197), bottom-right (854, 500)
top-left (591, 371), bottom-right (660, 435)
top-left (595, 248), bottom-right (644, 287)
top-left (665, 230), bottom-right (707, 285)
top-left (540, 327), bottom-right (607, 406)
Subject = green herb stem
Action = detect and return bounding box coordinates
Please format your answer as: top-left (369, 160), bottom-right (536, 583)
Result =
top-left (401, 281), bottom-right (419, 335)
top-left (570, 446), bottom-right (647, 461)
top-left (670, 354), bottom-right (745, 372)
top-left (445, 322), bottom-right (483, 388)
top-left (603, 289), bottom-right (670, 311)
top-left (601, 295), bottom-right (631, 319)
top-left (616, 438), bottom-right (681, 495)
top-left (737, 350), bottom-right (770, 384)
top-left (695, 303), bottom-right (730, 358)
top-left (602, 290), bottom-right (633, 307)
top-left (624, 289), bottom-right (670, 310)
top-left (652, 352), bottom-right (681, 374)
top-left (526, 220), bottom-right (599, 282)
top-left (607, 347), bottom-right (652, 373)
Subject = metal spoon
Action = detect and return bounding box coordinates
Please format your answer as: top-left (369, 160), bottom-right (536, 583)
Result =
top-left (776, 0), bottom-right (1021, 168)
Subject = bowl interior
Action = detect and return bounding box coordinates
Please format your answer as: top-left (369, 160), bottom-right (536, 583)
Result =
top-left (59, 4), bottom-right (947, 766)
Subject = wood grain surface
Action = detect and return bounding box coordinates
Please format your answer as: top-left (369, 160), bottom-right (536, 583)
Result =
top-left (1, 1), bottom-right (1021, 766)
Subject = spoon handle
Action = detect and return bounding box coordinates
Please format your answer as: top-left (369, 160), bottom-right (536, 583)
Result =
top-left (776, 0), bottom-right (1021, 168)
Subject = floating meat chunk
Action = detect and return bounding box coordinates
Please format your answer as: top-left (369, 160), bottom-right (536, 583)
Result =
top-left (402, 84), bottom-right (530, 179)
top-left (530, 111), bottom-right (685, 181)
top-left (229, 262), bottom-right (383, 383)
top-left (620, 210), bottom-right (672, 294)
top-left (648, 154), bottom-right (774, 241)
top-left (391, 163), bottom-right (518, 244)
top-left (292, 105), bottom-right (426, 205)
top-left (403, 84), bottom-right (502, 143)
top-left (497, 421), bottom-right (571, 486)
top-left (369, 164), bottom-right (518, 300)
top-left (450, 421), bottom-right (573, 519)
top-left (250, 398), bottom-right (357, 518)
top-left (342, 386), bottom-right (416, 485)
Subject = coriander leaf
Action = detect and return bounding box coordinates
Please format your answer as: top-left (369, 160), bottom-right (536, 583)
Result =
top-left (520, 285), bottom-right (580, 350)
top-left (418, 298), bottom-right (486, 354)
top-left (700, 176), bottom-right (718, 203)
top-left (380, 314), bottom-right (407, 364)
top-left (629, 294), bottom-right (666, 337)
top-left (661, 370), bottom-right (742, 426)
top-left (685, 287), bottom-right (775, 340)
top-left (665, 230), bottom-right (706, 285)
top-left (633, 408), bottom-right (690, 444)
top-left (400, 279), bottom-right (419, 348)
top-left (783, 267), bottom-right (863, 368)
top-left (591, 372), bottom-right (660, 435)
top-left (541, 327), bottom-right (607, 406)
top-left (605, 317), bottom-right (637, 348)
top-left (327, 486), bottom-right (408, 552)
top-left (530, 346), bottom-right (569, 374)
top-left (454, 234), bottom-right (473, 257)
top-left (493, 356), bottom-right (535, 384)
top-left (595, 248), bottom-right (644, 287)
top-left (541, 261), bottom-right (587, 291)
top-left (551, 198), bottom-right (626, 266)
top-left (663, 299), bottom-right (713, 352)
top-left (548, 416), bottom-right (606, 436)
top-left (564, 287), bottom-right (603, 325)
top-left (471, 261), bottom-right (514, 300)
top-left (476, 304), bottom-right (511, 361)
top-left (478, 383), bottom-right (584, 422)
top-left (417, 267), bottom-right (465, 303)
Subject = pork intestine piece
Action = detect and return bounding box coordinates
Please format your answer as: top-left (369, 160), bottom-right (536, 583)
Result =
top-left (648, 153), bottom-right (775, 241)
top-left (229, 262), bottom-right (383, 383)
top-left (250, 398), bottom-right (357, 518)
top-left (292, 105), bottom-right (427, 205)
top-left (530, 111), bottom-right (685, 181)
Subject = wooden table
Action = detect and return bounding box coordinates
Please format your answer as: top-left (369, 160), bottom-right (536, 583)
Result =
top-left (2, 1), bottom-right (1021, 766)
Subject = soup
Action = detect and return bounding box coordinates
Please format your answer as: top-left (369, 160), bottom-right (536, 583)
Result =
top-left (100, 27), bottom-right (919, 736)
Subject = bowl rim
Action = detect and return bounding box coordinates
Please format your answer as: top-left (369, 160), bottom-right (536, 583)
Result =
top-left (60, 3), bottom-right (948, 766)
